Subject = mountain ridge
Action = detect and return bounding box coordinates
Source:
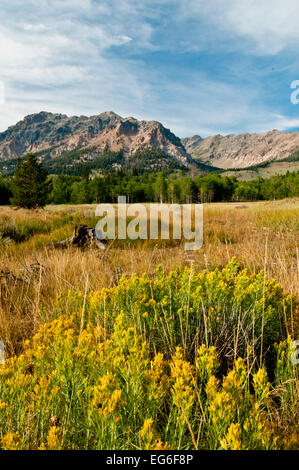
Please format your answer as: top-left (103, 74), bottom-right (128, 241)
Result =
top-left (0, 111), bottom-right (192, 171)
top-left (183, 129), bottom-right (299, 169)
top-left (1, 112), bottom-right (299, 175)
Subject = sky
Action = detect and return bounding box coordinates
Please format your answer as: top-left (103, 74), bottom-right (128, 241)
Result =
top-left (1, 0), bottom-right (299, 137)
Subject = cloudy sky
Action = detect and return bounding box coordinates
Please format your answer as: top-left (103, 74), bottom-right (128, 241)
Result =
top-left (1, 0), bottom-right (299, 137)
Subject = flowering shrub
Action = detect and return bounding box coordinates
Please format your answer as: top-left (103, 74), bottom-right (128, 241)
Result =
top-left (206, 358), bottom-right (277, 449)
top-left (66, 258), bottom-right (294, 366)
top-left (0, 260), bottom-right (297, 450)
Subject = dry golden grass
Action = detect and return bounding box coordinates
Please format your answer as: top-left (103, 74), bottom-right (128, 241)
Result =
top-left (0, 199), bottom-right (298, 354)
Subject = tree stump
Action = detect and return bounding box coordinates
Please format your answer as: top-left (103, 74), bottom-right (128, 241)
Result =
top-left (49, 225), bottom-right (107, 250)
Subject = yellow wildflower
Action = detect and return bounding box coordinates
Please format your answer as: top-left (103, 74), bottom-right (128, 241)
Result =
top-left (223, 358), bottom-right (247, 396)
top-left (91, 373), bottom-right (124, 418)
top-left (243, 403), bottom-right (277, 448)
top-left (46, 426), bottom-right (62, 450)
top-left (209, 391), bottom-right (235, 425)
top-left (220, 423), bottom-right (242, 450)
top-left (0, 399), bottom-right (6, 410)
top-left (196, 344), bottom-right (219, 384)
top-left (253, 368), bottom-right (271, 401)
top-left (1, 432), bottom-right (22, 450)
top-left (146, 352), bottom-right (169, 400)
top-left (140, 418), bottom-right (155, 442)
top-left (153, 439), bottom-right (172, 450)
top-left (140, 419), bottom-right (168, 450)
top-left (171, 348), bottom-right (196, 417)
top-left (206, 375), bottom-right (219, 398)
top-left (37, 442), bottom-right (47, 450)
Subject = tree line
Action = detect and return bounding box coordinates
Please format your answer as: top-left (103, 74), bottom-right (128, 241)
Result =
top-left (0, 154), bottom-right (298, 208)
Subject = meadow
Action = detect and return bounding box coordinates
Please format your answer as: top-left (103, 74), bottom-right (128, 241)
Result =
top-left (0, 200), bottom-right (298, 450)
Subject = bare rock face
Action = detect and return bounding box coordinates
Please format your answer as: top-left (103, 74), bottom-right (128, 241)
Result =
top-left (3, 111), bottom-right (298, 171)
top-left (183, 130), bottom-right (299, 169)
top-left (0, 111), bottom-right (191, 168)
top-left (181, 135), bottom-right (203, 153)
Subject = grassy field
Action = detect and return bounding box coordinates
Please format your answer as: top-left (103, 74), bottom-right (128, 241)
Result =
top-left (0, 200), bottom-right (298, 450)
top-left (222, 160), bottom-right (299, 180)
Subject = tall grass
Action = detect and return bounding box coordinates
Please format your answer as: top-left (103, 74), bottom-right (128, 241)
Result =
top-left (0, 200), bottom-right (297, 449)
top-left (0, 200), bottom-right (298, 354)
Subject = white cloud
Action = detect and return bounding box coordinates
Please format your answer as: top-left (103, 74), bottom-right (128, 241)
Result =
top-left (23, 23), bottom-right (47, 32)
top-left (0, 0), bottom-right (155, 130)
top-left (180, 0), bottom-right (299, 55)
top-left (269, 114), bottom-right (299, 131)
top-left (0, 0), bottom-right (298, 138)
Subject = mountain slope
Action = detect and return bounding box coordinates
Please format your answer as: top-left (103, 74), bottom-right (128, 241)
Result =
top-left (0, 111), bottom-right (192, 170)
top-left (2, 112), bottom-right (299, 176)
top-left (183, 130), bottom-right (299, 169)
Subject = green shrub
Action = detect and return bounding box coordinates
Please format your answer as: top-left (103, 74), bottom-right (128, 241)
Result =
top-left (58, 258), bottom-right (295, 370)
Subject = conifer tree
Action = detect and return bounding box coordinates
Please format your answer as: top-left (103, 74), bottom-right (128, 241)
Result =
top-left (11, 154), bottom-right (51, 208)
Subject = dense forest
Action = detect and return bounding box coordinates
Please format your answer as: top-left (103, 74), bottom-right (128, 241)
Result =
top-left (0, 147), bottom-right (189, 177)
top-left (1, 164), bottom-right (298, 205)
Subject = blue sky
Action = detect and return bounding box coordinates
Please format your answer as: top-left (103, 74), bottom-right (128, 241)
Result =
top-left (1, 0), bottom-right (299, 137)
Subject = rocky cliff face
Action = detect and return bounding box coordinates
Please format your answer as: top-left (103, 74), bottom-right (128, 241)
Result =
top-left (2, 112), bottom-right (299, 172)
top-left (0, 111), bottom-right (191, 167)
top-left (183, 130), bottom-right (299, 169)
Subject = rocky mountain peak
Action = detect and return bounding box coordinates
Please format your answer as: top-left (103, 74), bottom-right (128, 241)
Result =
top-left (0, 111), bottom-right (191, 169)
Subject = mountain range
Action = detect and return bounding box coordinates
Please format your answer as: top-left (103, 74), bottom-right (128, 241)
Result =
top-left (182, 130), bottom-right (299, 169)
top-left (0, 111), bottom-right (299, 176)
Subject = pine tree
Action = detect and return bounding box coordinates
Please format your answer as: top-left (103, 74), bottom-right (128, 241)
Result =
top-left (0, 174), bottom-right (11, 205)
top-left (11, 154), bottom-right (51, 208)
top-left (81, 163), bottom-right (90, 182)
